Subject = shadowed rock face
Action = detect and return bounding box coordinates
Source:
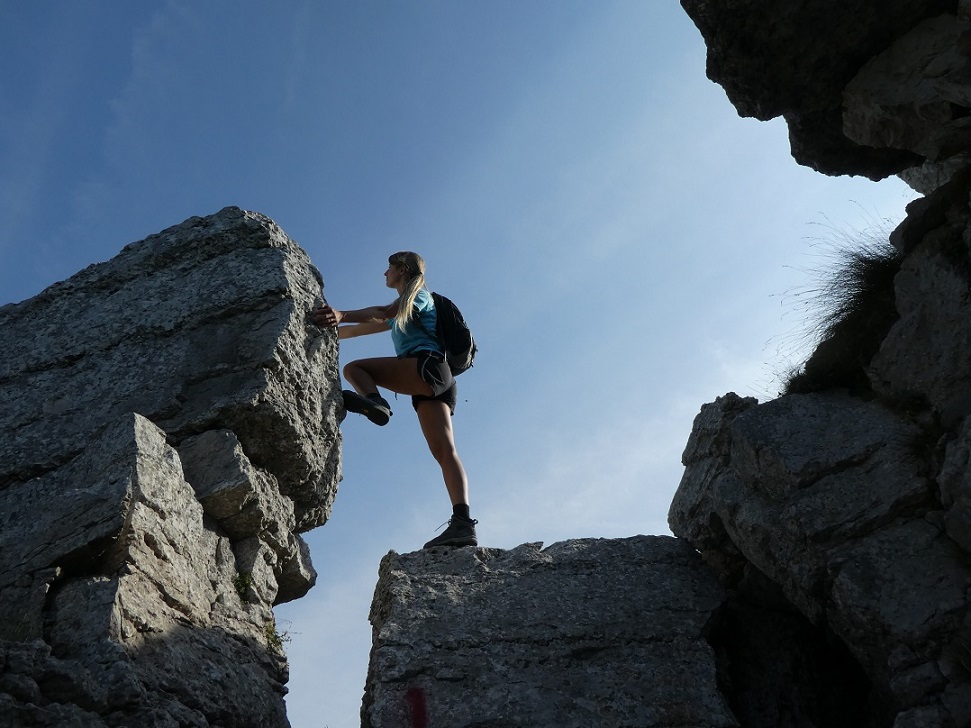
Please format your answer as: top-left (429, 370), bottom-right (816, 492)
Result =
top-left (663, 8), bottom-right (971, 719)
top-left (666, 173), bottom-right (971, 728)
top-left (671, 389), bottom-right (971, 727)
top-left (680, 0), bottom-right (959, 179)
top-left (0, 207), bottom-right (342, 727)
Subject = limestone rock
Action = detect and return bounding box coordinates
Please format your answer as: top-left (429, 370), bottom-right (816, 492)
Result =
top-left (0, 206), bottom-right (341, 529)
top-left (679, 0), bottom-right (949, 178)
top-left (665, 3), bottom-right (971, 724)
top-left (939, 418), bottom-right (971, 551)
top-left (679, 0), bottom-right (957, 179)
top-left (670, 392), bottom-right (971, 726)
top-left (869, 172), bottom-right (971, 425)
top-left (843, 15), bottom-right (971, 162)
top-left (0, 207), bottom-right (341, 726)
top-left (899, 153), bottom-right (971, 194)
top-left (363, 538), bottom-right (735, 728)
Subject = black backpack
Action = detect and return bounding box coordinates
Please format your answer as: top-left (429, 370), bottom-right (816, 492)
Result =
top-left (415, 292), bottom-right (477, 376)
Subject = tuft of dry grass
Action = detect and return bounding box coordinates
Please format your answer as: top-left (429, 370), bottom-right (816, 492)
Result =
top-left (781, 231), bottom-right (902, 396)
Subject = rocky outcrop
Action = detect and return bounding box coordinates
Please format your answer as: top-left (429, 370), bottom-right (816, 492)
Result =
top-left (363, 538), bottom-right (734, 728)
top-left (671, 389), bottom-right (971, 726)
top-left (363, 534), bottom-right (881, 727)
top-left (680, 0), bottom-right (964, 180)
top-left (669, 168), bottom-right (971, 726)
top-left (665, 7), bottom-right (971, 719)
top-left (869, 174), bottom-right (971, 427)
top-left (0, 207), bottom-right (342, 727)
top-left (843, 14), bottom-right (971, 164)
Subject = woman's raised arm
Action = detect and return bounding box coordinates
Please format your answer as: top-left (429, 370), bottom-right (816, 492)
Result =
top-left (312, 301), bottom-right (398, 327)
top-left (337, 321), bottom-right (390, 339)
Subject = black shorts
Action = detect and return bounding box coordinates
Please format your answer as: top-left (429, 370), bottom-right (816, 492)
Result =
top-left (405, 350), bottom-right (457, 414)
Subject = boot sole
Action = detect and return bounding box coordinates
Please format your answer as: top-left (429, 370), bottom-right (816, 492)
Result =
top-left (342, 390), bottom-right (392, 426)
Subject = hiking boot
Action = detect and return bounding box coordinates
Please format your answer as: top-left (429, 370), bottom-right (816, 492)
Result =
top-left (423, 516), bottom-right (478, 549)
top-left (342, 390), bottom-right (392, 426)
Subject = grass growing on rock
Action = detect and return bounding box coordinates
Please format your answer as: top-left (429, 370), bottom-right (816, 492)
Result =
top-left (264, 616), bottom-right (292, 652)
top-left (782, 235), bottom-right (902, 396)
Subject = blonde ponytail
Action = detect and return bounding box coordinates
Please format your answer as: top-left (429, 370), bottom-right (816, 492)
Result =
top-left (388, 251), bottom-right (426, 331)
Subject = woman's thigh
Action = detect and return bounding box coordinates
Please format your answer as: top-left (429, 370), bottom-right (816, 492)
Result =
top-left (415, 400), bottom-right (457, 453)
top-left (348, 357), bottom-right (434, 396)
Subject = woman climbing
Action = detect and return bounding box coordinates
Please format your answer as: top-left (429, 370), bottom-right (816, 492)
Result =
top-left (312, 251), bottom-right (476, 549)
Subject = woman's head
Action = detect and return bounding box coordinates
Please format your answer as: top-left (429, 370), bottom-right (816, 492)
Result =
top-left (388, 251), bottom-right (425, 280)
top-left (388, 251), bottom-right (427, 331)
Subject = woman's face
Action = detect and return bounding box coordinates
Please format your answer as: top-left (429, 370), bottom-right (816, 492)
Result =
top-left (384, 263), bottom-right (405, 288)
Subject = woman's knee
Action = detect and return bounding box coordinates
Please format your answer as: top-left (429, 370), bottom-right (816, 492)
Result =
top-left (427, 439), bottom-right (458, 465)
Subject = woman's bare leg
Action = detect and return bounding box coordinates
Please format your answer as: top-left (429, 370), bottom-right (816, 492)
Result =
top-left (343, 357), bottom-right (433, 398)
top-left (415, 400), bottom-right (468, 507)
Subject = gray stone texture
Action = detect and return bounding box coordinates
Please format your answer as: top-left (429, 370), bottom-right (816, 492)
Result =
top-left (670, 392), bottom-right (971, 727)
top-left (843, 14), bottom-right (971, 162)
top-left (679, 0), bottom-right (958, 180)
top-left (667, 4), bottom-right (971, 725)
top-left (869, 171), bottom-right (971, 428)
top-left (363, 538), bottom-right (735, 728)
top-left (0, 207), bottom-right (341, 727)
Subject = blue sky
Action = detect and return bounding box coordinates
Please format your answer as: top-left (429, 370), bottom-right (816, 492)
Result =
top-left (1, 3), bottom-right (919, 727)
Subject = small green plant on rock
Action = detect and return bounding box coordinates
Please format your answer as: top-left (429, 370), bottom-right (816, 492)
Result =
top-left (263, 616), bottom-right (292, 652)
top-left (233, 572), bottom-right (254, 603)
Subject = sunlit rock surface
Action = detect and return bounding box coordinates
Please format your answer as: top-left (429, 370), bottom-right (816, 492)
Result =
top-left (363, 538), bottom-right (734, 728)
top-left (0, 207), bottom-right (341, 727)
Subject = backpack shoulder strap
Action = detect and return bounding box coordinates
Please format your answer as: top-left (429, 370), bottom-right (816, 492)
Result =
top-left (411, 295), bottom-right (440, 342)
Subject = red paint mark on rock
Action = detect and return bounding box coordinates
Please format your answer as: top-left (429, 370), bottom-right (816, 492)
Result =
top-left (406, 686), bottom-right (428, 728)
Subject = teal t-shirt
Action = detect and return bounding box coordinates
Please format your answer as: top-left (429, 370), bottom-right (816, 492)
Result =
top-left (389, 288), bottom-right (442, 357)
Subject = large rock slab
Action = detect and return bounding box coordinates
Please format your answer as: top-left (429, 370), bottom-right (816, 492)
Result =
top-left (671, 392), bottom-right (971, 727)
top-left (363, 537), bottom-right (735, 728)
top-left (869, 171), bottom-right (971, 426)
top-left (2, 413), bottom-right (291, 727)
top-left (0, 206), bottom-right (340, 529)
top-left (843, 14), bottom-right (971, 162)
top-left (0, 207), bottom-right (342, 726)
